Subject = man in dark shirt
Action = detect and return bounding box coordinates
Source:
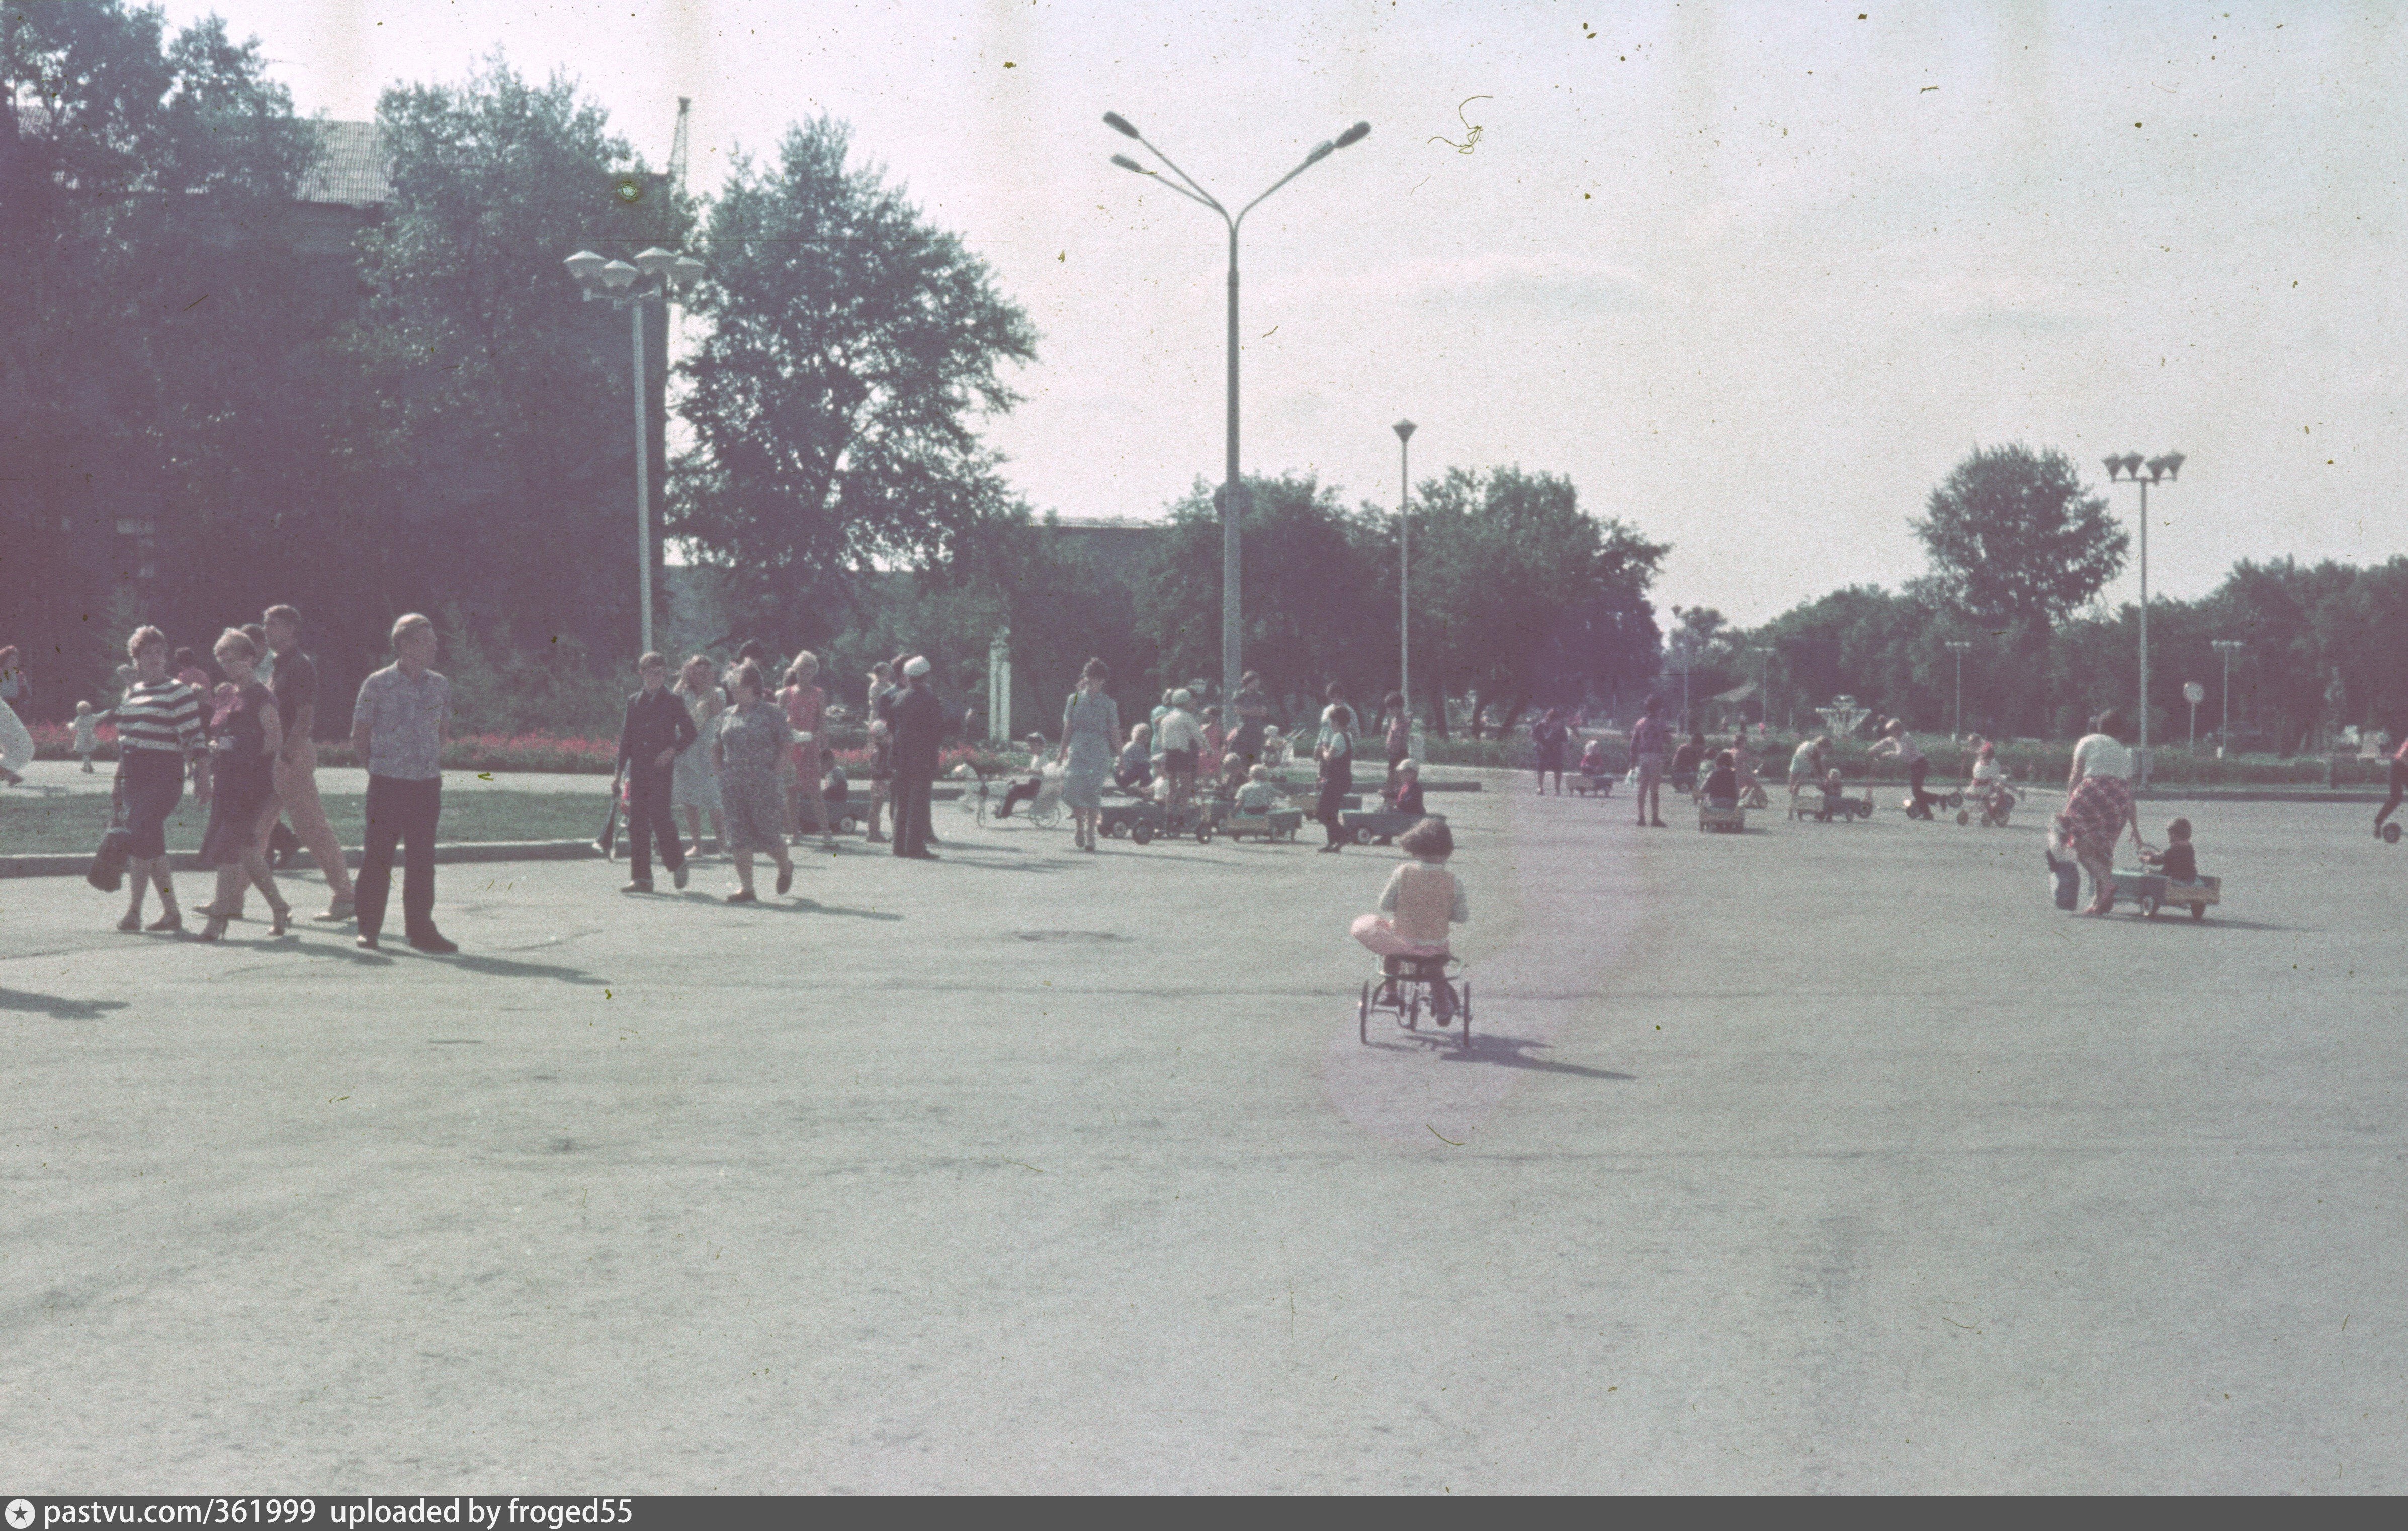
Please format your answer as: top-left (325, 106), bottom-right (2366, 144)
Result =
top-left (257, 604), bottom-right (357, 920)
top-left (889, 655), bottom-right (944, 859)
top-left (616, 652), bottom-right (699, 891)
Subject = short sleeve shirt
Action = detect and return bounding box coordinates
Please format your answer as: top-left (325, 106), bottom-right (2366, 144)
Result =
top-left (354, 665), bottom-right (450, 780)
top-left (271, 649), bottom-right (318, 731)
top-left (2072, 734), bottom-right (2133, 781)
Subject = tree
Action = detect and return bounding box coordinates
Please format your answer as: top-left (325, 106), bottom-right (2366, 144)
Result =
top-left (1137, 474), bottom-right (1386, 721)
top-left (341, 57), bottom-right (692, 663)
top-left (674, 117), bottom-right (1038, 643)
top-left (2, 3), bottom-right (322, 710)
top-left (1912, 444), bottom-right (2128, 626)
top-left (1410, 466), bottom-right (1666, 733)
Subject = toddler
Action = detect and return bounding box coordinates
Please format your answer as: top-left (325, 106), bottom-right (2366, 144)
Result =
top-left (2141, 817), bottom-right (2199, 883)
top-left (820, 746), bottom-right (848, 816)
top-left (1235, 762), bottom-right (1284, 815)
top-left (1386, 758), bottom-right (1427, 817)
top-left (1820, 767), bottom-right (1850, 817)
top-left (1703, 750), bottom-right (1740, 809)
top-left (1349, 818), bottom-right (1471, 1017)
top-left (72, 699), bottom-right (101, 770)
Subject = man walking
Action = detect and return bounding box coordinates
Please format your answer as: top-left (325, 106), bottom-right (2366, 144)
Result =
top-left (350, 613), bottom-right (456, 952)
top-left (615, 652), bottom-right (697, 893)
top-left (256, 605), bottom-right (357, 921)
top-left (889, 655), bottom-right (943, 859)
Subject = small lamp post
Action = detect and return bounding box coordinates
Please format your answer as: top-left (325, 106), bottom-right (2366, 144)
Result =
top-left (565, 245), bottom-right (706, 657)
top-left (1394, 419), bottom-right (1416, 723)
top-left (2211, 639), bottom-right (2244, 757)
top-left (1945, 640), bottom-right (1972, 741)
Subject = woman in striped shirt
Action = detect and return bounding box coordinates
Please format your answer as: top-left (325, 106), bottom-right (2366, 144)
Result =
top-left (106, 626), bottom-right (210, 932)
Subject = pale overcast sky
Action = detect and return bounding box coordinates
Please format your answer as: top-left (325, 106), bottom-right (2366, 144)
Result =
top-left (170, 1), bottom-right (2405, 624)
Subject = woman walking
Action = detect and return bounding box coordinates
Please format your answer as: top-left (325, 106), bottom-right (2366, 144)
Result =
top-left (672, 655), bottom-right (727, 855)
top-left (1315, 684), bottom-right (1358, 853)
top-left (0, 645), bottom-right (31, 786)
top-left (105, 627), bottom-right (210, 931)
top-left (1057, 658), bottom-right (1121, 851)
top-left (779, 653), bottom-right (833, 850)
top-left (1532, 707), bottom-right (1570, 795)
top-left (2056, 709), bottom-right (2146, 915)
top-left (194, 628), bottom-right (291, 940)
top-left (714, 662), bottom-right (796, 902)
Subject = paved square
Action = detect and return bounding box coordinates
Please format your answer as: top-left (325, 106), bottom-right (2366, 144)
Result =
top-left (4, 782), bottom-right (2402, 1490)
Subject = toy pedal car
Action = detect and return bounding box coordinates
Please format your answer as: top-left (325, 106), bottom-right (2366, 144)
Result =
top-left (1798, 791), bottom-right (1872, 822)
top-left (1095, 800), bottom-right (1163, 844)
top-left (1358, 952), bottom-right (1471, 1052)
top-left (1567, 772), bottom-right (1616, 797)
top-left (2105, 869), bottom-right (2222, 920)
top-left (1340, 808), bottom-right (1442, 846)
top-left (1210, 803), bottom-right (1304, 842)
top-left (1697, 802), bottom-right (1746, 833)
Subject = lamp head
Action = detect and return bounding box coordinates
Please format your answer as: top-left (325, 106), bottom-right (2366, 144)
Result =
top-left (1335, 121), bottom-right (1371, 148)
top-left (1102, 111), bottom-right (1140, 139)
top-left (2160, 451), bottom-right (2184, 481)
top-left (1109, 153), bottom-right (1148, 174)
top-left (1305, 140), bottom-right (1335, 165)
top-left (634, 247), bottom-right (677, 279)
top-left (671, 255), bottom-right (705, 287)
top-left (1393, 419), bottom-right (1416, 443)
top-left (597, 259), bottom-right (639, 292)
top-left (2102, 455), bottom-right (2124, 480)
top-left (563, 250), bottom-right (607, 288)
top-left (2122, 452), bottom-right (2147, 479)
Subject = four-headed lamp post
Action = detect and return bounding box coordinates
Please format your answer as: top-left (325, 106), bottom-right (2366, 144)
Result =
top-left (1102, 110), bottom-right (1371, 725)
top-left (2212, 639), bottom-right (2244, 756)
top-left (565, 245), bottom-right (705, 658)
top-left (1394, 419), bottom-right (1416, 719)
top-left (1749, 645), bottom-right (1774, 732)
top-left (2101, 451), bottom-right (2184, 784)
top-left (1945, 640), bottom-right (1972, 741)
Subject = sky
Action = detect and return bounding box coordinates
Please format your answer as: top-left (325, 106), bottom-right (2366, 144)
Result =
top-left (166, 0), bottom-right (2406, 625)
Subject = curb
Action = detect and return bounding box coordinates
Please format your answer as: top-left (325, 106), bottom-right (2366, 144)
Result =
top-left (1, 840), bottom-right (599, 881)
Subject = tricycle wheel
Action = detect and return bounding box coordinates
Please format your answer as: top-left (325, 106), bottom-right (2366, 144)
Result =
top-left (1130, 820), bottom-right (1154, 845)
top-left (1195, 822), bottom-right (1212, 844)
top-left (1956, 809), bottom-right (1970, 825)
top-left (1359, 982), bottom-right (1370, 1044)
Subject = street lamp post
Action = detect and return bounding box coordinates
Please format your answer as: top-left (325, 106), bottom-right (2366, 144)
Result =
top-left (2212, 639), bottom-right (2244, 756)
top-left (2101, 451), bottom-right (2184, 785)
top-left (1393, 419), bottom-right (1415, 722)
top-left (1945, 640), bottom-right (1972, 741)
top-left (1749, 645), bottom-right (1774, 736)
top-left (1103, 111), bottom-right (1371, 727)
top-left (565, 246), bottom-right (705, 658)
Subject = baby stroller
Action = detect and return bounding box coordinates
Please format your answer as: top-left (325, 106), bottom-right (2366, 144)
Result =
top-left (1359, 952), bottom-right (1471, 1052)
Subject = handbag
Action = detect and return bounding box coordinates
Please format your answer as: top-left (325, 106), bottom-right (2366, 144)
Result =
top-left (87, 770), bottom-right (132, 892)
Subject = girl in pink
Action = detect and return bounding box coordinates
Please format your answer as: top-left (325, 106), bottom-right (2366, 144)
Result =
top-left (779, 652), bottom-right (834, 850)
top-left (1350, 817), bottom-right (1470, 962)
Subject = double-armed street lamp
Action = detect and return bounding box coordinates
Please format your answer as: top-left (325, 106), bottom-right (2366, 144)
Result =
top-left (1945, 639), bottom-right (1972, 741)
top-left (1102, 110), bottom-right (1371, 723)
top-left (565, 245), bottom-right (706, 658)
top-left (2101, 451), bottom-right (2185, 783)
top-left (2212, 638), bottom-right (2245, 756)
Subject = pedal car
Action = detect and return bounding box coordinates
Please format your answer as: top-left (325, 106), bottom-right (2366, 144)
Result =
top-left (2104, 869), bottom-right (2222, 920)
top-left (1567, 772), bottom-right (1616, 797)
top-left (1358, 952), bottom-right (1471, 1052)
top-left (1697, 801), bottom-right (1746, 833)
top-left (1203, 798), bottom-right (1303, 842)
top-left (1095, 798), bottom-right (1164, 844)
top-left (1792, 786), bottom-right (1872, 822)
top-left (1340, 807), bottom-right (1439, 846)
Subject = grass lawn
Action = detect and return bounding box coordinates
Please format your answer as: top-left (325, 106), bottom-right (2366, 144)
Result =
top-left (0, 792), bottom-right (607, 859)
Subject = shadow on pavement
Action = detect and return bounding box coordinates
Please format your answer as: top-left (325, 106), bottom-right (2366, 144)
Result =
top-left (1452, 1033), bottom-right (1637, 1079)
top-left (242, 934), bottom-right (395, 968)
top-left (775, 898), bottom-right (905, 922)
top-left (0, 989), bottom-right (131, 1020)
top-left (422, 951), bottom-right (609, 985)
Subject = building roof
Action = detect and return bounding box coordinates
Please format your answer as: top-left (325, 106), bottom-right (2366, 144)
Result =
top-left (297, 120), bottom-right (390, 207)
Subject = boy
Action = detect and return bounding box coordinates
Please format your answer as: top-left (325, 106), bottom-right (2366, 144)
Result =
top-left (1703, 750), bottom-right (1740, 810)
top-left (614, 651), bottom-right (698, 892)
top-left (1349, 818), bottom-right (1472, 1021)
top-left (1156, 689), bottom-right (1205, 810)
top-left (2142, 817), bottom-right (2199, 883)
top-left (72, 700), bottom-right (100, 770)
top-left (1235, 762), bottom-right (1284, 816)
top-left (1820, 767), bottom-right (1851, 819)
top-left (1386, 759), bottom-right (1427, 818)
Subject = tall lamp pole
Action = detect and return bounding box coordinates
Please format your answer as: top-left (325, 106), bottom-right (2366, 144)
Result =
top-left (2212, 639), bottom-right (2244, 756)
top-left (1749, 645), bottom-right (1774, 734)
top-left (2102, 451), bottom-right (2184, 784)
top-left (1103, 111), bottom-right (1370, 726)
top-left (565, 246), bottom-right (705, 658)
top-left (1394, 419), bottom-right (1416, 720)
top-left (1945, 640), bottom-right (1972, 741)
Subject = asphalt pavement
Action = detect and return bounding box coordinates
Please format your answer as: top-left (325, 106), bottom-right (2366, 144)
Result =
top-left (3, 781), bottom-right (2403, 1491)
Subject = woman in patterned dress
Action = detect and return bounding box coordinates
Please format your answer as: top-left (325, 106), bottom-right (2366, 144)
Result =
top-left (714, 662), bottom-right (797, 902)
top-left (2057, 709), bottom-right (2145, 915)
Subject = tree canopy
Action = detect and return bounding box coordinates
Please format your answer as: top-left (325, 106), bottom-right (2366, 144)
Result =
top-left (673, 117), bottom-right (1038, 643)
top-left (1911, 444), bottom-right (2127, 626)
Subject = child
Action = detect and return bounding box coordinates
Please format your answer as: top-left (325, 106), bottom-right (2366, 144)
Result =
top-left (1235, 762), bottom-right (1284, 816)
top-left (864, 719), bottom-right (893, 843)
top-left (1702, 750), bottom-right (1740, 810)
top-left (1214, 750), bottom-right (1248, 801)
top-left (1349, 818), bottom-right (1471, 1020)
top-left (1577, 736), bottom-right (1609, 781)
top-left (820, 747), bottom-right (848, 823)
top-left (1115, 722), bottom-right (1153, 792)
top-left (1820, 767), bottom-right (1851, 819)
top-left (1386, 758), bottom-right (1427, 817)
top-left (2141, 817), bottom-right (2199, 883)
top-left (72, 700), bottom-right (101, 770)
top-left (996, 732), bottom-right (1049, 817)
